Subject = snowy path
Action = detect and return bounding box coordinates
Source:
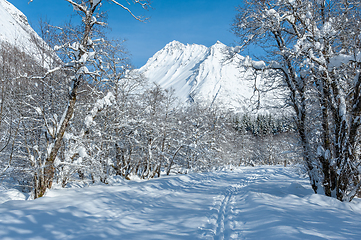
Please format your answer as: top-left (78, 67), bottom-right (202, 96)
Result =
top-left (1, 166), bottom-right (361, 239)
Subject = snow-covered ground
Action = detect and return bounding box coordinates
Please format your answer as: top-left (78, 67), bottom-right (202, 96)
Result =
top-left (1, 166), bottom-right (361, 239)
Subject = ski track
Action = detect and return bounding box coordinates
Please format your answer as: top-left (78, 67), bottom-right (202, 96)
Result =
top-left (214, 184), bottom-right (240, 240)
top-left (200, 170), bottom-right (272, 240)
top-left (201, 177), bottom-right (244, 239)
top-left (1, 167), bottom-right (361, 239)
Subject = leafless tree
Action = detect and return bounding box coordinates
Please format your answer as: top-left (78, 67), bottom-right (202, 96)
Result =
top-left (232, 0), bottom-right (361, 201)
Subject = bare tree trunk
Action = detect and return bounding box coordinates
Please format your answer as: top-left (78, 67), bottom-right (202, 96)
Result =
top-left (35, 78), bottom-right (80, 198)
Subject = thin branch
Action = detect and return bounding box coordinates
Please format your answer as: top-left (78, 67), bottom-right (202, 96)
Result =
top-left (110, 0), bottom-right (148, 22)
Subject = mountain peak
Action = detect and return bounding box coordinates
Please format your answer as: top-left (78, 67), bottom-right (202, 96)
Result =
top-left (139, 40), bottom-right (248, 111)
top-left (211, 41), bottom-right (227, 50)
top-left (163, 41), bottom-right (228, 51)
top-left (139, 40), bottom-right (284, 113)
top-left (165, 40), bottom-right (185, 49)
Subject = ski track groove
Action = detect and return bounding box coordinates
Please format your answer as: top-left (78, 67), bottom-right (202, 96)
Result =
top-left (201, 171), bottom-right (272, 240)
top-left (214, 186), bottom-right (236, 240)
top-left (200, 175), bottom-right (253, 240)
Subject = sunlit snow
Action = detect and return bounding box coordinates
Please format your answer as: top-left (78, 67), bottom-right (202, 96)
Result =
top-left (1, 166), bottom-right (361, 239)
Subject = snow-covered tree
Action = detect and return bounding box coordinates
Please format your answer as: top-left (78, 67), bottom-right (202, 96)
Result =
top-left (25, 0), bottom-right (150, 198)
top-left (233, 0), bottom-right (361, 201)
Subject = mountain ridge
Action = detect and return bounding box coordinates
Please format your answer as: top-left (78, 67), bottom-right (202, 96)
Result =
top-left (139, 40), bottom-right (284, 113)
top-left (0, 0), bottom-right (55, 67)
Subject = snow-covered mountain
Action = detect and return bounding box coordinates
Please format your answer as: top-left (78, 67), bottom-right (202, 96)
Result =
top-left (139, 40), bottom-right (284, 113)
top-left (0, 0), bottom-right (55, 66)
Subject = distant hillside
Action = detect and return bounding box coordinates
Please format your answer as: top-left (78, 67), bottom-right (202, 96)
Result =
top-left (0, 0), bottom-right (57, 67)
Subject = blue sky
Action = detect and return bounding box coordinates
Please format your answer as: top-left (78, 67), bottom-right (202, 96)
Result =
top-left (10, 0), bottom-right (242, 68)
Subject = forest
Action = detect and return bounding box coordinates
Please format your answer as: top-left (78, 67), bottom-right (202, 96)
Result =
top-left (0, 0), bottom-right (361, 203)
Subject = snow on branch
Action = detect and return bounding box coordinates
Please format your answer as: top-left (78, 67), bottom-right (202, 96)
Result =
top-left (110, 0), bottom-right (149, 21)
top-left (328, 54), bottom-right (354, 70)
top-left (65, 0), bottom-right (87, 13)
top-left (29, 66), bottom-right (62, 80)
top-left (85, 92), bottom-right (115, 127)
top-left (252, 60), bottom-right (266, 70)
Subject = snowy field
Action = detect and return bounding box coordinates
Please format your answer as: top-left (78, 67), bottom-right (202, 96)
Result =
top-left (1, 166), bottom-right (361, 240)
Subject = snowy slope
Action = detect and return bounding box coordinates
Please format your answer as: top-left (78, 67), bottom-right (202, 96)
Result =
top-left (1, 166), bottom-right (361, 239)
top-left (0, 0), bottom-right (55, 66)
top-left (139, 41), bottom-right (284, 113)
